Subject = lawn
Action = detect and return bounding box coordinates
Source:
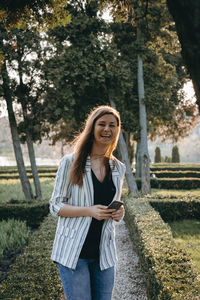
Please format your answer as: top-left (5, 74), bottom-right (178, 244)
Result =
top-left (0, 178), bottom-right (54, 203)
top-left (169, 219), bottom-right (200, 273)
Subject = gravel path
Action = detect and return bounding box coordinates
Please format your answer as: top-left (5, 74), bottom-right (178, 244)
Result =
top-left (112, 220), bottom-right (148, 300)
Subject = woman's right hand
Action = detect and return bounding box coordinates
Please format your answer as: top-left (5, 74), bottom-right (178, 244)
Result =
top-left (89, 205), bottom-right (115, 221)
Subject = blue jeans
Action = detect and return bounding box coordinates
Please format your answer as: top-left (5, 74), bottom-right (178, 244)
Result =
top-left (57, 259), bottom-right (115, 300)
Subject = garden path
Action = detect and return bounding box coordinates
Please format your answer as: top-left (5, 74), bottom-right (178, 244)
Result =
top-left (61, 220), bottom-right (148, 300)
top-left (112, 220), bottom-right (148, 300)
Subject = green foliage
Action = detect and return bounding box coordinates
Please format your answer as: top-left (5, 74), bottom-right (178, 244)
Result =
top-left (172, 145), bottom-right (180, 163)
top-left (124, 195), bottom-right (200, 299)
top-left (137, 178), bottom-right (200, 189)
top-left (0, 219), bottom-right (30, 263)
top-left (151, 163), bottom-right (200, 171)
top-left (154, 146), bottom-right (161, 163)
top-left (151, 171), bottom-right (200, 178)
top-left (0, 202), bottom-right (49, 228)
top-left (1, 215), bottom-right (63, 299)
top-left (150, 198), bottom-right (200, 222)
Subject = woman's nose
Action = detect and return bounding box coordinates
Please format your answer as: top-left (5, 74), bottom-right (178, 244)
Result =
top-left (104, 125), bottom-right (110, 131)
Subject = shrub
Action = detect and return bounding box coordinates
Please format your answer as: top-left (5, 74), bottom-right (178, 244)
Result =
top-left (154, 147), bottom-right (161, 163)
top-left (172, 145), bottom-right (180, 163)
top-left (0, 201), bottom-right (49, 228)
top-left (136, 178), bottom-right (200, 189)
top-left (0, 219), bottom-right (30, 263)
top-left (1, 215), bottom-right (63, 299)
top-left (150, 198), bottom-right (200, 222)
top-left (124, 196), bottom-right (200, 299)
top-left (151, 171), bottom-right (200, 178)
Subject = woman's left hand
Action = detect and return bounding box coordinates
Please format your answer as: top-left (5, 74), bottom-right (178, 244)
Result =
top-left (111, 205), bottom-right (125, 221)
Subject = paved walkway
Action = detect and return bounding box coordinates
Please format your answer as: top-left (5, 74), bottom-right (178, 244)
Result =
top-left (112, 220), bottom-right (148, 300)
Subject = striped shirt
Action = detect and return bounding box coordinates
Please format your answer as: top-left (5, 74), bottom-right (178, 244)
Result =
top-left (50, 153), bottom-right (126, 270)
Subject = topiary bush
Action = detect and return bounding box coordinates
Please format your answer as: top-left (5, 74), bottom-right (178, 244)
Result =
top-left (124, 196), bottom-right (200, 299)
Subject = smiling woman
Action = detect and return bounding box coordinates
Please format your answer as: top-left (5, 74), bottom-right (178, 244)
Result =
top-left (49, 105), bottom-right (126, 300)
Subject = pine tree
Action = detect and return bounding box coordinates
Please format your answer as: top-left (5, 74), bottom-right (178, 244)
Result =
top-left (154, 147), bottom-right (161, 163)
top-left (172, 145), bottom-right (180, 163)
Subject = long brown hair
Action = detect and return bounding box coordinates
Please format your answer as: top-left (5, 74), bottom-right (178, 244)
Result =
top-left (70, 105), bottom-right (121, 186)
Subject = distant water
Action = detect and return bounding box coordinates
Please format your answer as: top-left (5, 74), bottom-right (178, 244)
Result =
top-left (0, 156), bottom-right (60, 166)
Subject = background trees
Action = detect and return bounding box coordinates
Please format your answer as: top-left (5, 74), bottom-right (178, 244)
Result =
top-left (0, 0), bottom-right (198, 197)
top-left (154, 147), bottom-right (161, 163)
top-left (172, 145), bottom-right (180, 163)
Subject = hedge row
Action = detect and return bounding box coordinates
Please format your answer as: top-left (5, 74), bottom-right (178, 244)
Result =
top-left (0, 167), bottom-right (57, 174)
top-left (0, 214), bottom-right (63, 299)
top-left (150, 167), bottom-right (200, 172)
top-left (124, 196), bottom-right (200, 299)
top-left (150, 171), bottom-right (200, 178)
top-left (136, 178), bottom-right (200, 189)
top-left (0, 173), bottom-right (56, 180)
top-left (150, 198), bottom-right (200, 222)
top-left (0, 201), bottom-right (49, 228)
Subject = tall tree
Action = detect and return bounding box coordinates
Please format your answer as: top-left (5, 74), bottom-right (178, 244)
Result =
top-left (166, 0), bottom-right (200, 111)
top-left (1, 61), bottom-right (33, 199)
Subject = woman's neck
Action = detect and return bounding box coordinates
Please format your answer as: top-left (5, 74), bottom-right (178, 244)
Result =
top-left (90, 143), bottom-right (108, 159)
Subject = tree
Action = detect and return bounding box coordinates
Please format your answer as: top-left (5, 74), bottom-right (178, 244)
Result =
top-left (42, 0), bottom-right (139, 195)
top-left (1, 61), bottom-right (33, 200)
top-left (166, 0), bottom-right (200, 111)
top-left (172, 145), bottom-right (180, 163)
top-left (154, 147), bottom-right (161, 163)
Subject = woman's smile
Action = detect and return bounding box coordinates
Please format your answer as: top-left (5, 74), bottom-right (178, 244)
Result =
top-left (93, 114), bottom-right (118, 146)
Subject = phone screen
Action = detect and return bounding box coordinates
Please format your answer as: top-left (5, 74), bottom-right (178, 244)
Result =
top-left (108, 201), bottom-right (123, 210)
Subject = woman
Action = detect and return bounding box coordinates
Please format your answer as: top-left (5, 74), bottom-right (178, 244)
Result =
top-left (50, 105), bottom-right (126, 300)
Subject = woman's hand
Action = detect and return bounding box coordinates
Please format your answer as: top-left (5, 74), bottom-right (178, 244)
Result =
top-left (111, 205), bottom-right (125, 221)
top-left (89, 205), bottom-right (115, 221)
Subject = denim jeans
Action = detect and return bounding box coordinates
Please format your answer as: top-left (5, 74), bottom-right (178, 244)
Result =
top-left (57, 259), bottom-right (115, 300)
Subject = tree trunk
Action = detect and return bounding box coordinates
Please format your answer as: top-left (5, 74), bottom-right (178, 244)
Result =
top-left (17, 53), bottom-right (42, 199)
top-left (2, 63), bottom-right (33, 200)
top-left (109, 99), bottom-right (138, 195)
top-left (26, 133), bottom-right (42, 198)
top-left (135, 140), bottom-right (142, 179)
top-left (137, 52), bottom-right (151, 195)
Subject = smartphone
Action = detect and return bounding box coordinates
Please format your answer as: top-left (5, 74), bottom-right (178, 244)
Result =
top-left (107, 200), bottom-right (123, 210)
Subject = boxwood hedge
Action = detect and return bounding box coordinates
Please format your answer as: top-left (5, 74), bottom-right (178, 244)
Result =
top-left (0, 215), bottom-right (63, 299)
top-left (124, 196), bottom-right (200, 299)
top-left (150, 198), bottom-right (200, 222)
top-left (0, 201), bottom-right (49, 228)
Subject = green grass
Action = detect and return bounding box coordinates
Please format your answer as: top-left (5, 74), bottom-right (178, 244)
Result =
top-left (151, 188), bottom-right (200, 198)
top-left (0, 219), bottom-right (30, 263)
top-left (169, 219), bottom-right (200, 273)
top-left (0, 178), bottom-right (54, 203)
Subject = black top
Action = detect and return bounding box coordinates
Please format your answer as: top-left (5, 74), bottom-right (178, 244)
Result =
top-left (79, 168), bottom-right (116, 259)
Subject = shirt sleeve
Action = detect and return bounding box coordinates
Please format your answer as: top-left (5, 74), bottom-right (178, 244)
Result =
top-left (49, 155), bottom-right (72, 217)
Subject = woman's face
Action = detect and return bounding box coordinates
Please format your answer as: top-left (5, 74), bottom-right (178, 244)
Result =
top-left (93, 114), bottom-right (118, 147)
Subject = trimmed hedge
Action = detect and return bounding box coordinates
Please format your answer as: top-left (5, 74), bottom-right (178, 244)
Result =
top-left (136, 178), bottom-right (200, 189)
top-left (0, 173), bottom-right (56, 180)
top-left (151, 171), bottom-right (200, 178)
top-left (0, 201), bottom-right (49, 228)
top-left (150, 166), bottom-right (200, 172)
top-left (0, 166), bottom-right (58, 174)
top-left (0, 215), bottom-right (63, 299)
top-left (150, 198), bottom-right (200, 222)
top-left (124, 196), bottom-right (200, 299)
